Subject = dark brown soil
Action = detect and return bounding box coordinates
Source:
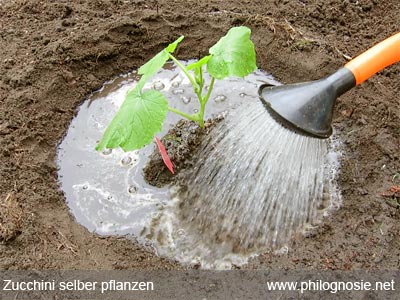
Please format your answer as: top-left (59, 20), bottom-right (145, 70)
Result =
top-left (0, 0), bottom-right (399, 270)
top-left (143, 118), bottom-right (222, 187)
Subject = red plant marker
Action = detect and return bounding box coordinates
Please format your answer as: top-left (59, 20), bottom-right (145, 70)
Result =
top-left (154, 137), bottom-right (175, 174)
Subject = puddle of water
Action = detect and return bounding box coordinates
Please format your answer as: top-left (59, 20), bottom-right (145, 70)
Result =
top-left (56, 61), bottom-right (342, 269)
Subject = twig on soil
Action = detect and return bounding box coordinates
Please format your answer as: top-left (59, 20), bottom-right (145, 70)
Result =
top-left (206, 11), bottom-right (325, 51)
top-left (46, 226), bottom-right (78, 255)
top-left (96, 53), bottom-right (102, 64)
top-left (283, 18), bottom-right (300, 40)
top-left (245, 14), bottom-right (277, 34)
top-left (0, 193), bottom-right (23, 242)
top-left (55, 230), bottom-right (78, 255)
top-left (392, 173), bottom-right (400, 183)
top-left (335, 47), bottom-right (352, 60)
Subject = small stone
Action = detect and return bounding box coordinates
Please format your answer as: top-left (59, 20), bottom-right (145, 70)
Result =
top-left (43, 38), bottom-right (50, 45)
top-left (357, 188), bottom-right (368, 195)
top-left (87, 74), bottom-right (97, 82)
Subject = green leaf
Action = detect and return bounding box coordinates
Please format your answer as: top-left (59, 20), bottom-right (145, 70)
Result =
top-left (96, 88), bottom-right (168, 151)
top-left (186, 55), bottom-right (211, 71)
top-left (186, 56), bottom-right (211, 88)
top-left (166, 35), bottom-right (184, 52)
top-left (136, 36), bottom-right (184, 90)
top-left (96, 36), bottom-right (183, 152)
top-left (207, 26), bottom-right (256, 80)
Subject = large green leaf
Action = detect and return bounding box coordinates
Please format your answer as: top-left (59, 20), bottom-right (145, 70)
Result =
top-left (96, 36), bottom-right (183, 152)
top-left (136, 36), bottom-right (184, 90)
top-left (96, 88), bottom-right (168, 151)
top-left (207, 26), bottom-right (256, 80)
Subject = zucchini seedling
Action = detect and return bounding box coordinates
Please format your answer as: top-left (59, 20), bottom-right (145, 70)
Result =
top-left (96, 26), bottom-right (257, 152)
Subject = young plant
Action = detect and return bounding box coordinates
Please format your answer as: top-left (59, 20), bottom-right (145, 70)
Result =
top-left (96, 26), bottom-right (257, 152)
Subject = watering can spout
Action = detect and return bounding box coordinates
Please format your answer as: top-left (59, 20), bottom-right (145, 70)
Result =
top-left (258, 67), bottom-right (356, 138)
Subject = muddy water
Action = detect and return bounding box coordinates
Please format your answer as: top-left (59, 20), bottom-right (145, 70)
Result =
top-left (57, 61), bottom-right (342, 269)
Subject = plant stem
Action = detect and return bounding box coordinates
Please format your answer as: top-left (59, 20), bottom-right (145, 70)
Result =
top-left (168, 107), bottom-right (199, 122)
top-left (168, 55), bottom-right (216, 128)
top-left (168, 54), bottom-right (198, 90)
top-left (202, 77), bottom-right (215, 105)
top-left (197, 77), bottom-right (216, 128)
top-left (198, 102), bottom-right (206, 128)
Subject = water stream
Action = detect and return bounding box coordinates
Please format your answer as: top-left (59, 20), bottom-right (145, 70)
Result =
top-left (176, 102), bottom-right (335, 255)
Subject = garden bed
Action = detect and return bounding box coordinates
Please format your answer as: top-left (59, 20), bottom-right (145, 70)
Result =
top-left (0, 0), bottom-right (399, 270)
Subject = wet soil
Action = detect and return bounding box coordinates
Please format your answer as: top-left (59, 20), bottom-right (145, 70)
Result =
top-left (143, 118), bottom-right (222, 187)
top-left (0, 0), bottom-right (399, 270)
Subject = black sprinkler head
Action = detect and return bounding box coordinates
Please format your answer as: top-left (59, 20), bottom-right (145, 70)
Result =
top-left (258, 68), bottom-right (356, 139)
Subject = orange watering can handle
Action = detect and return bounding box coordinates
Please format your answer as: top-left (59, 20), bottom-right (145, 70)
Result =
top-left (344, 32), bottom-right (400, 85)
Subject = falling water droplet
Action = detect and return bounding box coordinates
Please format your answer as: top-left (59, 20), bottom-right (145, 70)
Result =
top-left (172, 88), bottom-right (185, 95)
top-left (128, 185), bottom-right (138, 194)
top-left (214, 95), bottom-right (227, 102)
top-left (239, 92), bottom-right (246, 97)
top-left (82, 185), bottom-right (88, 190)
top-left (193, 108), bottom-right (199, 113)
top-left (152, 81), bottom-right (165, 91)
top-left (172, 81), bottom-right (180, 88)
top-left (181, 96), bottom-right (191, 104)
top-left (102, 148), bottom-right (112, 155)
top-left (121, 156), bottom-right (132, 166)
